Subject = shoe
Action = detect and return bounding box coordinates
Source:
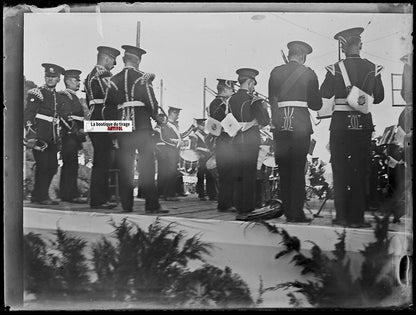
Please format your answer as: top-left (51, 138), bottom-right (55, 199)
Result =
top-left (91, 202), bottom-right (117, 209)
top-left (235, 214), bottom-right (249, 221)
top-left (120, 209), bottom-right (133, 213)
top-left (178, 193), bottom-right (189, 197)
top-left (146, 206), bottom-right (169, 214)
top-left (332, 219), bottom-right (347, 226)
top-left (218, 206), bottom-right (237, 213)
top-left (348, 221), bottom-right (372, 228)
top-left (39, 199), bottom-right (59, 205)
top-left (165, 197), bottom-right (180, 201)
top-left (392, 217), bottom-right (401, 224)
top-left (209, 197), bottom-right (218, 201)
top-left (70, 197), bottom-right (88, 204)
top-left (199, 197), bottom-right (207, 201)
top-left (287, 217), bottom-right (312, 223)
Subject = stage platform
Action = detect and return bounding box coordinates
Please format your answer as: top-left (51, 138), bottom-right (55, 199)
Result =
top-left (22, 194), bottom-right (412, 309)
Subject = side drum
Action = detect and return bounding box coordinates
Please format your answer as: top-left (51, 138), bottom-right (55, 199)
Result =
top-left (179, 149), bottom-right (199, 175)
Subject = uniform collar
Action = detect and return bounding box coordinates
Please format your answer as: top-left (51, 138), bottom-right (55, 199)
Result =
top-left (65, 88), bottom-right (77, 95)
top-left (95, 64), bottom-right (107, 71)
top-left (345, 53), bottom-right (361, 58)
top-left (42, 85), bottom-right (56, 92)
top-left (124, 65), bottom-right (137, 70)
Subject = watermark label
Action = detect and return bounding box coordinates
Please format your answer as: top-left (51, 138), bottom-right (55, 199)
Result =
top-left (84, 120), bottom-right (133, 132)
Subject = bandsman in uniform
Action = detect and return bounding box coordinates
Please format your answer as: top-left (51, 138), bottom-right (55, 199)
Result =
top-left (85, 46), bottom-right (120, 209)
top-left (154, 112), bottom-right (168, 197)
top-left (320, 27), bottom-right (384, 228)
top-left (191, 118), bottom-right (217, 201)
top-left (103, 45), bottom-right (167, 213)
top-left (268, 41), bottom-right (322, 223)
top-left (158, 106), bottom-right (195, 201)
top-left (208, 79), bottom-right (237, 212)
top-left (58, 69), bottom-right (87, 203)
top-left (229, 68), bottom-right (270, 220)
top-left (24, 63), bottom-right (66, 205)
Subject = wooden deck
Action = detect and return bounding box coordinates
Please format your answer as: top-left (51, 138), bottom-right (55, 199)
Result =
top-left (23, 193), bottom-right (407, 232)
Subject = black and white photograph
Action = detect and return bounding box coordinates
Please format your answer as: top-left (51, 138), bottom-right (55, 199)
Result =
top-left (4, 2), bottom-right (413, 310)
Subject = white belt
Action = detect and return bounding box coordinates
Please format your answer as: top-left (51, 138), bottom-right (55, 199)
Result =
top-left (277, 101), bottom-right (308, 108)
top-left (89, 99), bottom-right (104, 105)
top-left (335, 98), bottom-right (348, 104)
top-left (35, 113), bottom-right (58, 123)
top-left (68, 115), bottom-right (84, 121)
top-left (117, 101), bottom-right (145, 110)
top-left (239, 119), bottom-right (258, 132)
top-left (334, 104), bottom-right (356, 112)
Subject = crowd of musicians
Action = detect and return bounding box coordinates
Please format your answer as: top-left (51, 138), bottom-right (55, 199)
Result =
top-left (24, 27), bottom-right (412, 228)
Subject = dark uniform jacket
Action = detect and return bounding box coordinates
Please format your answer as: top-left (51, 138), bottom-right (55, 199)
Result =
top-left (208, 96), bottom-right (232, 146)
top-left (228, 89), bottom-right (270, 145)
top-left (59, 89), bottom-right (85, 134)
top-left (103, 66), bottom-right (158, 131)
top-left (191, 130), bottom-right (211, 157)
top-left (24, 86), bottom-right (65, 144)
top-left (320, 54), bottom-right (384, 131)
top-left (159, 120), bottom-right (194, 148)
top-left (84, 65), bottom-right (113, 121)
top-left (268, 61), bottom-right (322, 134)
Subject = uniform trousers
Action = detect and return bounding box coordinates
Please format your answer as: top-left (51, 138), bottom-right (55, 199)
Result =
top-left (89, 132), bottom-right (113, 206)
top-left (215, 134), bottom-right (235, 210)
top-left (158, 146), bottom-right (179, 198)
top-left (330, 130), bottom-right (372, 224)
top-left (233, 143), bottom-right (259, 214)
top-left (32, 143), bottom-right (59, 202)
top-left (196, 156), bottom-right (217, 199)
top-left (274, 132), bottom-right (310, 220)
top-left (156, 146), bottom-right (167, 196)
top-left (117, 130), bottom-right (160, 211)
top-left (59, 135), bottom-right (80, 201)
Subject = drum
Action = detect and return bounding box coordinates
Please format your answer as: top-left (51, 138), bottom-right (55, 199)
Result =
top-left (263, 155), bottom-right (279, 180)
top-left (247, 199), bottom-right (283, 220)
top-left (179, 149), bottom-right (199, 175)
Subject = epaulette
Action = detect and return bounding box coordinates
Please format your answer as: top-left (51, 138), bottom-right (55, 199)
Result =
top-left (140, 72), bottom-right (156, 84)
top-left (27, 88), bottom-right (44, 102)
top-left (251, 95), bottom-right (264, 104)
top-left (95, 67), bottom-right (112, 78)
top-left (325, 64), bottom-right (336, 76)
top-left (58, 89), bottom-right (73, 100)
top-left (375, 64), bottom-right (384, 77)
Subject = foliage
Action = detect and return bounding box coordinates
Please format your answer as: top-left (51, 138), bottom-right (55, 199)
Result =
top-left (24, 218), bottom-right (254, 306)
top-left (166, 264), bottom-right (253, 308)
top-left (24, 228), bottom-right (90, 297)
top-left (50, 227), bottom-right (91, 295)
top-left (258, 215), bottom-right (398, 308)
top-left (23, 233), bottom-right (59, 295)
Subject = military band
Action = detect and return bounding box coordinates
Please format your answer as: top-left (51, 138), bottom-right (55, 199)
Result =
top-left (103, 45), bottom-right (167, 214)
top-left (58, 69), bottom-right (87, 204)
top-left (84, 46), bottom-right (120, 209)
top-left (24, 63), bottom-right (66, 205)
top-left (24, 27), bottom-right (397, 227)
top-left (320, 27), bottom-right (385, 228)
top-left (191, 118), bottom-right (217, 201)
top-left (268, 41), bottom-right (322, 223)
top-left (230, 68), bottom-right (271, 220)
top-left (208, 79), bottom-right (237, 212)
top-left (157, 106), bottom-right (196, 201)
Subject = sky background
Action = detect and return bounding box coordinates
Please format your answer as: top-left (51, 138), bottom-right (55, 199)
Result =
top-left (24, 9), bottom-right (412, 163)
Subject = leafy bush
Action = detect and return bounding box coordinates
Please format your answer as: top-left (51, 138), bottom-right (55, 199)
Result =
top-left (258, 215), bottom-right (399, 308)
top-left (25, 218), bottom-right (253, 307)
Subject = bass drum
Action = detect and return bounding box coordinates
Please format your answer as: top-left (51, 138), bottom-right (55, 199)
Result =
top-left (179, 149), bottom-right (199, 175)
